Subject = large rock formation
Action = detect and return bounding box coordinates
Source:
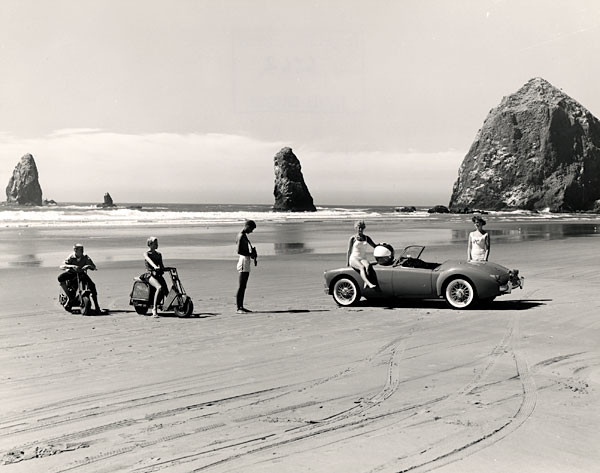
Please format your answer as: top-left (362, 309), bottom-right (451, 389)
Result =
top-left (6, 154), bottom-right (43, 205)
top-left (449, 78), bottom-right (600, 212)
top-left (273, 147), bottom-right (316, 212)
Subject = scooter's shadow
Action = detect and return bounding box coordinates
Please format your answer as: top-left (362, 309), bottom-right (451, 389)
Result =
top-left (109, 309), bottom-right (219, 318)
top-left (160, 312), bottom-right (219, 319)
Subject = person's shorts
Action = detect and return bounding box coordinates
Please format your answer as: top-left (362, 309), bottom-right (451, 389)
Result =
top-left (237, 255), bottom-right (251, 273)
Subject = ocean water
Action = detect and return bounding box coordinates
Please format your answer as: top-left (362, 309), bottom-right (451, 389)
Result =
top-left (1, 203), bottom-right (599, 269)
top-left (2, 202), bottom-right (600, 228)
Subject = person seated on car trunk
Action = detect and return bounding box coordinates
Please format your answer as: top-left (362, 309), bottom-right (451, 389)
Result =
top-left (347, 220), bottom-right (378, 289)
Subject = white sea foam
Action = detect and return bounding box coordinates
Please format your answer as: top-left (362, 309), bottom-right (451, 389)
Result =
top-left (0, 205), bottom-right (598, 228)
top-left (0, 207), bottom-right (390, 228)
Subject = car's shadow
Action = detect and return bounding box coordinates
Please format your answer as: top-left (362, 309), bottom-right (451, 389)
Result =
top-left (354, 298), bottom-right (549, 311)
top-left (246, 309), bottom-right (331, 315)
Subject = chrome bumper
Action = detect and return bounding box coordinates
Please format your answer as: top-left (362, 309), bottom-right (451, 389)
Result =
top-left (499, 275), bottom-right (524, 294)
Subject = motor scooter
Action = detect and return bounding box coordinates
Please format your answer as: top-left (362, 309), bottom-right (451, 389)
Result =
top-left (129, 267), bottom-right (194, 317)
top-left (58, 268), bottom-right (94, 315)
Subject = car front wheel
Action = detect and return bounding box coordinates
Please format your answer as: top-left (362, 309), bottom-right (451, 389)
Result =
top-left (444, 277), bottom-right (476, 309)
top-left (332, 277), bottom-right (361, 306)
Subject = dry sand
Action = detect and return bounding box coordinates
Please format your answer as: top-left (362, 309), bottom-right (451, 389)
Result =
top-left (1, 234), bottom-right (599, 472)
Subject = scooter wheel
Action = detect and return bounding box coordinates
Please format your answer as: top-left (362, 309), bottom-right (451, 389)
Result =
top-left (59, 293), bottom-right (72, 312)
top-left (134, 305), bottom-right (149, 315)
top-left (174, 298), bottom-right (194, 317)
top-left (81, 295), bottom-right (92, 316)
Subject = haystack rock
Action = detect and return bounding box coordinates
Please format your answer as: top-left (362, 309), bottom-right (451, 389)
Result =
top-left (5, 153), bottom-right (43, 205)
top-left (449, 78), bottom-right (600, 212)
top-left (273, 147), bottom-right (316, 212)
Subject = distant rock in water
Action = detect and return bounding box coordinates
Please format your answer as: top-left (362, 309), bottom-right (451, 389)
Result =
top-left (273, 147), bottom-right (316, 212)
top-left (428, 205), bottom-right (450, 214)
top-left (44, 199), bottom-right (57, 205)
top-left (97, 192), bottom-right (116, 208)
top-left (6, 153), bottom-right (43, 205)
top-left (449, 77), bottom-right (600, 212)
top-left (395, 206), bottom-right (416, 213)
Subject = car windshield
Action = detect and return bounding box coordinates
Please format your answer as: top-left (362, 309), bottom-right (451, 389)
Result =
top-left (399, 245), bottom-right (425, 260)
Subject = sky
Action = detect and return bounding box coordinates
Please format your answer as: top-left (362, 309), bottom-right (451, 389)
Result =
top-left (1, 0), bottom-right (599, 205)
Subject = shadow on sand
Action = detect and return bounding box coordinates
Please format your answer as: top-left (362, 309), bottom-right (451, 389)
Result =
top-left (107, 309), bottom-right (220, 318)
top-left (353, 298), bottom-right (548, 311)
top-left (244, 309), bottom-right (331, 315)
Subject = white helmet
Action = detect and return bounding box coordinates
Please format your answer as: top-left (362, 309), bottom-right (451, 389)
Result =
top-left (374, 243), bottom-right (394, 265)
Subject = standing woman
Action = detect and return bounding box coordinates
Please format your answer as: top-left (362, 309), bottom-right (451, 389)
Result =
top-left (236, 219), bottom-right (257, 314)
top-left (347, 220), bottom-right (377, 289)
top-left (467, 215), bottom-right (490, 262)
top-left (144, 236), bottom-right (168, 317)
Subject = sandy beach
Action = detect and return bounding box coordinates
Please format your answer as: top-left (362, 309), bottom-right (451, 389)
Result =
top-left (1, 219), bottom-right (600, 472)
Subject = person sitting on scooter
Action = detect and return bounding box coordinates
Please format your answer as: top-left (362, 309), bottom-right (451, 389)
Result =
top-left (143, 237), bottom-right (168, 318)
top-left (58, 243), bottom-right (104, 314)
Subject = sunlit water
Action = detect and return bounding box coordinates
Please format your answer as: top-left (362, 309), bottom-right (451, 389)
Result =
top-left (1, 203), bottom-right (599, 269)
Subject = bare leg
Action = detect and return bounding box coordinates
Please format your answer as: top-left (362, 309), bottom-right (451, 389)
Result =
top-left (148, 277), bottom-right (162, 317)
top-left (237, 272), bottom-right (250, 310)
top-left (92, 295), bottom-right (101, 312)
top-left (351, 259), bottom-right (376, 289)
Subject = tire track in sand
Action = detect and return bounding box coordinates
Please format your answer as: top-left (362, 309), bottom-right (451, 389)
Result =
top-left (368, 313), bottom-right (537, 473)
top-left (126, 318), bottom-right (522, 473)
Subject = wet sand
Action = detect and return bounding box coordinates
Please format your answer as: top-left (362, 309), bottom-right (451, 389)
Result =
top-left (1, 223), bottom-right (599, 472)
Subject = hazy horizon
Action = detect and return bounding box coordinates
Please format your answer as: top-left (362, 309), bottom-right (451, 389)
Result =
top-left (1, 1), bottom-right (599, 206)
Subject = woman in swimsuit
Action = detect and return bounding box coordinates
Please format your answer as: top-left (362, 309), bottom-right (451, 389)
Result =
top-left (467, 215), bottom-right (490, 262)
top-left (144, 236), bottom-right (168, 317)
top-left (347, 220), bottom-right (377, 289)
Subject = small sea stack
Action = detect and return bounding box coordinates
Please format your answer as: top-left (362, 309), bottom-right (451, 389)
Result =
top-left (273, 147), bottom-right (316, 212)
top-left (97, 192), bottom-right (117, 208)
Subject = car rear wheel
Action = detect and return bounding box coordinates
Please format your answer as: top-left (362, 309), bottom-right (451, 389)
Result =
top-left (332, 277), bottom-right (361, 306)
top-left (444, 277), bottom-right (476, 309)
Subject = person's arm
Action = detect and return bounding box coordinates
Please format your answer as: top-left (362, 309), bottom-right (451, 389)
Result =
top-left (366, 235), bottom-right (377, 248)
top-left (60, 256), bottom-right (77, 271)
top-left (347, 236), bottom-right (355, 265)
top-left (144, 251), bottom-right (160, 270)
top-left (83, 256), bottom-right (97, 271)
top-left (467, 233), bottom-right (472, 261)
top-left (484, 232), bottom-right (490, 261)
top-left (236, 232), bottom-right (251, 256)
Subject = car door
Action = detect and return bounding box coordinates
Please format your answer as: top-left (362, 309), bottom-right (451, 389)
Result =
top-left (392, 266), bottom-right (434, 297)
top-left (371, 265), bottom-right (394, 294)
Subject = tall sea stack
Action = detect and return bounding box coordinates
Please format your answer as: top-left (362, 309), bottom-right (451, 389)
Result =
top-left (273, 147), bottom-right (316, 212)
top-left (6, 153), bottom-right (43, 205)
top-left (449, 78), bottom-right (600, 212)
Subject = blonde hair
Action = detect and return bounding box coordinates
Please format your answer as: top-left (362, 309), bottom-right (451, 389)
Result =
top-left (354, 220), bottom-right (366, 230)
top-left (147, 236), bottom-right (158, 247)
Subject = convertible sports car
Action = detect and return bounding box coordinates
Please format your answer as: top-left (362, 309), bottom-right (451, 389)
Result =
top-left (324, 245), bottom-right (524, 309)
